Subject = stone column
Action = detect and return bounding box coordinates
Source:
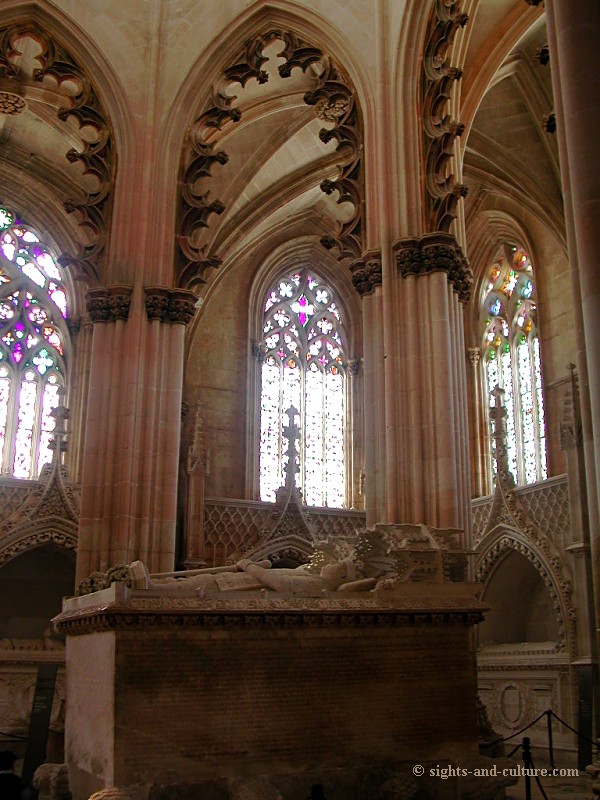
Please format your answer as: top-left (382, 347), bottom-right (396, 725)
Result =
top-left (76, 286), bottom-right (196, 585)
top-left (350, 255), bottom-right (384, 526)
top-left (545, 2), bottom-right (600, 719)
top-left (467, 346), bottom-right (491, 499)
top-left (392, 233), bottom-right (473, 540)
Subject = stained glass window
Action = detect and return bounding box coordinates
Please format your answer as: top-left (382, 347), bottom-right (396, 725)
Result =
top-left (259, 270), bottom-right (347, 507)
top-left (482, 245), bottom-right (547, 485)
top-left (0, 206), bottom-right (68, 478)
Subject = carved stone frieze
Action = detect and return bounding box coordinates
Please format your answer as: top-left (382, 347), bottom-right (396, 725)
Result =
top-left (422, 1), bottom-right (468, 231)
top-left (144, 286), bottom-right (197, 325)
top-left (86, 285), bottom-right (133, 323)
top-left (0, 22), bottom-right (115, 284)
top-left (393, 232), bottom-right (473, 303)
top-left (179, 30), bottom-right (364, 287)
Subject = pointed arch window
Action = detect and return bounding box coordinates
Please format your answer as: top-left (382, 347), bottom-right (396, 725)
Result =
top-left (0, 207), bottom-right (69, 479)
top-left (259, 270), bottom-right (347, 507)
top-left (481, 244), bottom-right (547, 485)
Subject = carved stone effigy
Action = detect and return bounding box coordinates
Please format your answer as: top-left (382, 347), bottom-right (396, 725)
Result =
top-left (56, 524), bottom-right (499, 800)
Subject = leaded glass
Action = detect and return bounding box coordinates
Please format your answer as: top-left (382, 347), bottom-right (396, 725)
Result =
top-left (0, 205), bottom-right (68, 478)
top-left (481, 244), bottom-right (547, 485)
top-left (259, 270), bottom-right (347, 507)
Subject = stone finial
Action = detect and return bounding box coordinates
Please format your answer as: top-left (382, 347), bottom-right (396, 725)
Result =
top-left (542, 112), bottom-right (556, 134)
top-left (489, 386), bottom-right (512, 484)
top-left (283, 405), bottom-right (300, 489)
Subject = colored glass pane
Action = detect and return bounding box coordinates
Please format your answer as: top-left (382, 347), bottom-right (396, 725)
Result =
top-left (481, 244), bottom-right (547, 485)
top-left (259, 270), bottom-right (347, 507)
top-left (0, 205), bottom-right (68, 478)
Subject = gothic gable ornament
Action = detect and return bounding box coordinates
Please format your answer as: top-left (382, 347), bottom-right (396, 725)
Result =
top-left (0, 401), bottom-right (79, 566)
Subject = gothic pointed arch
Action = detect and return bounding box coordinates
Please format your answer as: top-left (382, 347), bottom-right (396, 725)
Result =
top-left (0, 3), bottom-right (128, 287)
top-left (242, 239), bottom-right (363, 507)
top-left (475, 529), bottom-right (573, 654)
top-left (170, 7), bottom-right (368, 296)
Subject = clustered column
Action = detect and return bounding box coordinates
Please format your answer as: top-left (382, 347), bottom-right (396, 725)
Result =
top-left (350, 253), bottom-right (384, 526)
top-left (391, 233), bottom-right (473, 538)
top-left (76, 286), bottom-right (196, 584)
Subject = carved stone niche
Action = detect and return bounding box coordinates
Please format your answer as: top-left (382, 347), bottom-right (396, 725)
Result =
top-left (85, 285), bottom-right (133, 323)
top-left (393, 231), bottom-right (473, 304)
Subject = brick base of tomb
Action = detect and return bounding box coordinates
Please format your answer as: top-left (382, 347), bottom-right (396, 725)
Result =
top-left (53, 581), bottom-right (494, 800)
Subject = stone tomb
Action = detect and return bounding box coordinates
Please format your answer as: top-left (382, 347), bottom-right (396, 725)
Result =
top-left (53, 527), bottom-right (488, 800)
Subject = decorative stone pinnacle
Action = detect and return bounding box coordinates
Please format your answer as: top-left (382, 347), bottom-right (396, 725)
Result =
top-left (283, 406), bottom-right (300, 489)
top-left (49, 388), bottom-right (70, 458)
top-left (489, 387), bottom-right (510, 481)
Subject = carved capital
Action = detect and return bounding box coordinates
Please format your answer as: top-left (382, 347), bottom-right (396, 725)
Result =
top-left (350, 251), bottom-right (382, 296)
top-left (347, 358), bottom-right (362, 377)
top-left (251, 340), bottom-right (267, 363)
top-left (542, 112), bottom-right (556, 134)
top-left (144, 286), bottom-right (197, 325)
top-left (535, 45), bottom-right (550, 65)
top-left (86, 285), bottom-right (133, 323)
top-left (393, 232), bottom-right (473, 304)
top-left (467, 347), bottom-right (481, 367)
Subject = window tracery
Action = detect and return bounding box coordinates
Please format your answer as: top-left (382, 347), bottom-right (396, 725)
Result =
top-left (259, 270), bottom-right (346, 507)
top-left (0, 207), bottom-right (68, 478)
top-left (482, 244), bottom-right (547, 485)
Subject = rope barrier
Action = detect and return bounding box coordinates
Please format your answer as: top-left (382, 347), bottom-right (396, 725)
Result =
top-left (0, 730), bottom-right (27, 741)
top-left (549, 709), bottom-right (600, 750)
top-left (481, 710), bottom-right (548, 746)
top-left (528, 753), bottom-right (550, 800)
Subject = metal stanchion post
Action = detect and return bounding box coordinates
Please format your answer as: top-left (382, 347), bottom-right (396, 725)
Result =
top-left (546, 709), bottom-right (555, 769)
top-left (523, 736), bottom-right (532, 800)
